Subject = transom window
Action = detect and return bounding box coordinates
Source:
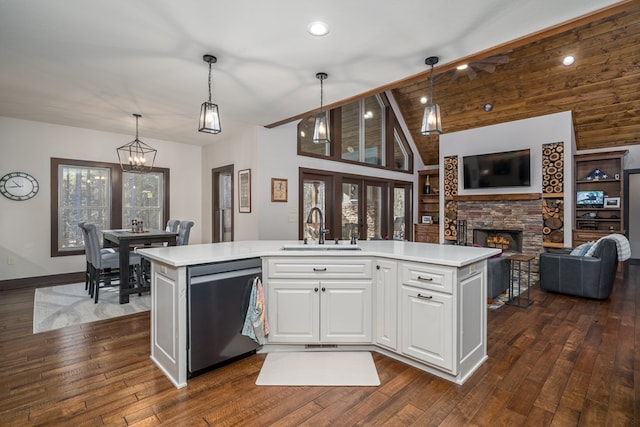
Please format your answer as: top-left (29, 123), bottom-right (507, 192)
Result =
top-left (298, 93), bottom-right (413, 173)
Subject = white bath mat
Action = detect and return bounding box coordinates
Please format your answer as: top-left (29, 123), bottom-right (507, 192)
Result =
top-left (256, 351), bottom-right (380, 386)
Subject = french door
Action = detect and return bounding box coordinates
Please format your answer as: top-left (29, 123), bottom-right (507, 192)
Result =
top-left (301, 168), bottom-right (411, 241)
top-left (212, 165), bottom-right (233, 242)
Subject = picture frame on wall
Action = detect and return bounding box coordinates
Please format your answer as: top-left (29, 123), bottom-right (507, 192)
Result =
top-left (604, 196), bottom-right (620, 208)
top-left (238, 169), bottom-right (251, 213)
top-left (271, 178), bottom-right (288, 202)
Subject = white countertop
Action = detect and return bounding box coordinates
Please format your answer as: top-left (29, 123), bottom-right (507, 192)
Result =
top-left (137, 240), bottom-right (501, 268)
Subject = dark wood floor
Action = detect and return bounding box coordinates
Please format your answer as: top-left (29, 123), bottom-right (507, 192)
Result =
top-left (1, 264), bottom-right (638, 426)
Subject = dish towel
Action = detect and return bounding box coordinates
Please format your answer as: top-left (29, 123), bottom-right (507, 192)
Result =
top-left (242, 277), bottom-right (270, 344)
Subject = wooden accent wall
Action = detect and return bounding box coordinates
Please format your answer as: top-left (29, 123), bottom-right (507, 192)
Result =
top-left (392, 5), bottom-right (640, 166)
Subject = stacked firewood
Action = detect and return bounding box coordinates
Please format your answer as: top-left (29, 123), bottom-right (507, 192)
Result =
top-left (542, 142), bottom-right (564, 194)
top-left (541, 142), bottom-right (564, 245)
top-left (443, 156), bottom-right (458, 240)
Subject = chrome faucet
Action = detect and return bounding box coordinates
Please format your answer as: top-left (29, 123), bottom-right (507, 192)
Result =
top-left (306, 206), bottom-right (328, 244)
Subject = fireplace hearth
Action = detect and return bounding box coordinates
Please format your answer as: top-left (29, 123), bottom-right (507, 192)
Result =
top-left (473, 228), bottom-right (523, 253)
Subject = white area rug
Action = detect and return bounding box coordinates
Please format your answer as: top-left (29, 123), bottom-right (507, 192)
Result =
top-left (256, 352), bottom-right (380, 386)
top-left (33, 283), bottom-right (150, 334)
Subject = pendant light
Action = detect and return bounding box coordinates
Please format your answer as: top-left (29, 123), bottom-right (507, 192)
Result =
top-left (420, 56), bottom-right (443, 135)
top-left (312, 72), bottom-right (330, 144)
top-left (199, 54), bottom-right (222, 134)
top-left (116, 114), bottom-right (157, 173)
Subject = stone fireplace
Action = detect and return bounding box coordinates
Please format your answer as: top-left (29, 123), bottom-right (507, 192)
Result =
top-left (457, 198), bottom-right (543, 281)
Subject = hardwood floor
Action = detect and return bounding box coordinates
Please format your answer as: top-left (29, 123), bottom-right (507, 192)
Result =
top-left (1, 264), bottom-right (637, 426)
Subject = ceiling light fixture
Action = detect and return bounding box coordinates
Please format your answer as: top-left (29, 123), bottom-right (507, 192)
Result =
top-left (312, 72), bottom-right (330, 144)
top-left (562, 55), bottom-right (575, 66)
top-left (457, 64), bottom-right (468, 70)
top-left (420, 56), bottom-right (442, 135)
top-left (199, 54), bottom-right (222, 134)
top-left (307, 21), bottom-right (329, 36)
top-left (117, 114), bottom-right (157, 173)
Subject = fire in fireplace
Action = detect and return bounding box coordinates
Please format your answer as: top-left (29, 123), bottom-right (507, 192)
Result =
top-left (473, 229), bottom-right (523, 253)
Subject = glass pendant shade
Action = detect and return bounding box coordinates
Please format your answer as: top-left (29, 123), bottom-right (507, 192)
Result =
top-left (199, 54), bottom-right (222, 134)
top-left (420, 56), bottom-right (443, 135)
top-left (199, 101), bottom-right (221, 134)
top-left (312, 72), bottom-right (330, 144)
top-left (117, 114), bottom-right (156, 173)
top-left (312, 111), bottom-right (330, 144)
top-left (421, 103), bottom-right (442, 135)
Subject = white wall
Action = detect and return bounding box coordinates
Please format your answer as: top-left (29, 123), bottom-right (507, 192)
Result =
top-left (201, 125), bottom-right (261, 242)
top-left (200, 121), bottom-right (418, 242)
top-left (440, 111), bottom-right (576, 243)
top-left (0, 117), bottom-right (202, 281)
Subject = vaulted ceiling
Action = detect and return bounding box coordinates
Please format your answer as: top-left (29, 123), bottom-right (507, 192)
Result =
top-left (390, 3), bottom-right (639, 165)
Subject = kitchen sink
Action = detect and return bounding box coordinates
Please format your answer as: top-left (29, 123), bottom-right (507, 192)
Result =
top-left (281, 243), bottom-right (362, 251)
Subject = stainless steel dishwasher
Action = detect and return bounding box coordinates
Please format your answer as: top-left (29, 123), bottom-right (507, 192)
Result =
top-left (187, 257), bottom-right (262, 378)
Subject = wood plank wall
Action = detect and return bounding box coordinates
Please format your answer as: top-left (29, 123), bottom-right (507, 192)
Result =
top-left (392, 6), bottom-right (640, 166)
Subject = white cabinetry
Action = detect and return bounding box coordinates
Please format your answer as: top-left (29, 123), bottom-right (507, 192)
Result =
top-left (401, 284), bottom-right (453, 372)
top-left (397, 261), bottom-right (486, 379)
top-left (265, 258), bottom-right (373, 344)
top-left (374, 259), bottom-right (397, 350)
top-left (149, 262), bottom-right (188, 388)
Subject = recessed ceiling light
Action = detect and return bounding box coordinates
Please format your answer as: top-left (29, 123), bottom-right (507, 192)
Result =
top-left (307, 21), bottom-right (329, 36)
top-left (420, 96), bottom-right (428, 104)
top-left (457, 64), bottom-right (468, 70)
top-left (562, 55), bottom-right (575, 66)
top-left (483, 103), bottom-right (493, 112)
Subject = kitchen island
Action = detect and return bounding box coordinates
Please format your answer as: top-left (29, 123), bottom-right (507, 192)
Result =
top-left (138, 240), bottom-right (500, 388)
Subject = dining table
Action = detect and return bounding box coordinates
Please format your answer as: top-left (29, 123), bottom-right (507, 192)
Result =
top-left (102, 228), bottom-right (178, 304)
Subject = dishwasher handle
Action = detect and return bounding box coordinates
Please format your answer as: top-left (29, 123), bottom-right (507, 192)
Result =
top-left (190, 267), bottom-right (262, 285)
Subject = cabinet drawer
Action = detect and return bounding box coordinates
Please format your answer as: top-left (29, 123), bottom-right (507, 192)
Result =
top-left (266, 258), bottom-right (372, 279)
top-left (401, 262), bottom-right (453, 294)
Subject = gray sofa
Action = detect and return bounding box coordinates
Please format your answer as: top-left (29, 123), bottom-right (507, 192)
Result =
top-left (539, 238), bottom-right (618, 300)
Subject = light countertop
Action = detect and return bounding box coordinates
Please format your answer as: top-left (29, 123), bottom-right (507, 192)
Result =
top-left (137, 240), bottom-right (501, 268)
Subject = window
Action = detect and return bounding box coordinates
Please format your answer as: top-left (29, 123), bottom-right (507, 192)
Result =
top-left (298, 93), bottom-right (412, 173)
top-left (122, 171), bottom-right (164, 230)
top-left (51, 158), bottom-right (169, 257)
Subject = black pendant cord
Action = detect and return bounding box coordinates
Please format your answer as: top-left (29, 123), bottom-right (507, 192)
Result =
top-left (208, 62), bottom-right (213, 103)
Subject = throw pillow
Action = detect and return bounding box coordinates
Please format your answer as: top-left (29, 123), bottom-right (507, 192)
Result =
top-left (570, 241), bottom-right (594, 257)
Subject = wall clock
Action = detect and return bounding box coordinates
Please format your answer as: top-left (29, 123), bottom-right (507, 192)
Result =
top-left (0, 172), bottom-right (39, 201)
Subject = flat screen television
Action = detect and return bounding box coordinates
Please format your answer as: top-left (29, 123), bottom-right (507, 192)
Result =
top-left (463, 149), bottom-right (531, 189)
top-left (576, 190), bottom-right (604, 208)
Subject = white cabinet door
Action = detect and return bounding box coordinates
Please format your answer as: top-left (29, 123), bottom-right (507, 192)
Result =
top-left (320, 280), bottom-right (372, 343)
top-left (267, 279), bottom-right (320, 343)
top-left (374, 259), bottom-right (397, 350)
top-left (401, 285), bottom-right (454, 372)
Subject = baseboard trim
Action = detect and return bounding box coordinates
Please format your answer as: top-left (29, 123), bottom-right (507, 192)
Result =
top-left (0, 272), bottom-right (84, 291)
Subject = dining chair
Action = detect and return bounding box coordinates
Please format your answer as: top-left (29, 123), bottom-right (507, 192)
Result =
top-left (78, 222), bottom-right (116, 292)
top-left (166, 219), bottom-right (180, 233)
top-left (84, 223), bottom-right (142, 303)
top-left (176, 221), bottom-right (195, 246)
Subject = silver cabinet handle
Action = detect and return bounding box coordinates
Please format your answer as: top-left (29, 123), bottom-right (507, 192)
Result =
top-left (417, 275), bottom-right (433, 281)
top-left (417, 293), bottom-right (433, 300)
top-left (313, 267), bottom-right (327, 272)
